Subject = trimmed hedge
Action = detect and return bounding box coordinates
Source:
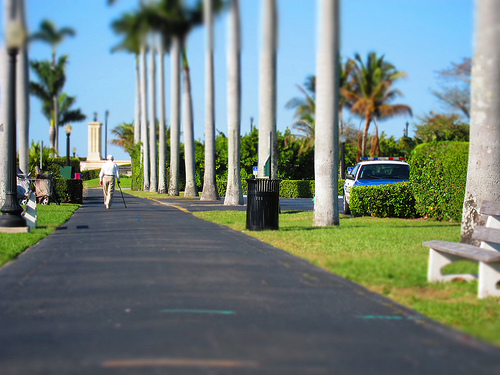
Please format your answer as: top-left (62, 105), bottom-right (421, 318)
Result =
top-left (409, 142), bottom-right (468, 221)
top-left (53, 178), bottom-right (83, 204)
top-left (349, 182), bottom-right (417, 218)
top-left (215, 179), bottom-right (345, 198)
top-left (30, 157), bottom-right (81, 179)
top-left (81, 169), bottom-right (100, 181)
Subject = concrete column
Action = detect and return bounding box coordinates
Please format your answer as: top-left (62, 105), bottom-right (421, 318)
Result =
top-left (87, 121), bottom-right (102, 161)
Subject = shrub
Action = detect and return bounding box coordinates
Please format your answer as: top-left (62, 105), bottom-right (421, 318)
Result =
top-left (81, 169), bottom-right (100, 181)
top-left (409, 142), bottom-right (468, 221)
top-left (280, 180), bottom-right (314, 198)
top-left (30, 157), bottom-right (81, 179)
top-left (215, 179), bottom-right (344, 198)
top-left (350, 182), bottom-right (418, 218)
top-left (53, 179), bottom-right (83, 204)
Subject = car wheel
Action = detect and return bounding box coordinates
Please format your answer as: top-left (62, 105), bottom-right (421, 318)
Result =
top-left (343, 195), bottom-right (351, 215)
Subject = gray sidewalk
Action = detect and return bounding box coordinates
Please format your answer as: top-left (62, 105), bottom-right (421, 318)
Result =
top-left (0, 189), bottom-right (499, 374)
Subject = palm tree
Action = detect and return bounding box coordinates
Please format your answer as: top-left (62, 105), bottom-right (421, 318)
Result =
top-left (157, 34), bottom-right (168, 194)
top-left (225, 0), bottom-right (243, 205)
top-left (286, 76), bottom-right (316, 153)
top-left (201, 0), bottom-right (219, 201)
top-left (55, 93), bottom-right (86, 128)
top-left (110, 122), bottom-right (135, 154)
top-left (110, 12), bottom-right (143, 146)
top-left (258, 0), bottom-right (278, 179)
top-left (30, 19), bottom-right (75, 153)
top-left (148, 35), bottom-right (158, 192)
top-left (16, 0), bottom-right (30, 175)
top-left (314, 0), bottom-right (340, 226)
top-left (341, 52), bottom-right (412, 158)
top-left (461, 0), bottom-right (500, 243)
top-left (29, 56), bottom-right (68, 152)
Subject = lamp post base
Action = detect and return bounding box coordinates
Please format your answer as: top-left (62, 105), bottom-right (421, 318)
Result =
top-left (0, 193), bottom-right (28, 230)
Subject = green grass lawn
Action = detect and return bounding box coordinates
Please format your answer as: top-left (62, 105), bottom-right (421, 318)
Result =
top-left (193, 210), bottom-right (500, 346)
top-left (0, 203), bottom-right (79, 266)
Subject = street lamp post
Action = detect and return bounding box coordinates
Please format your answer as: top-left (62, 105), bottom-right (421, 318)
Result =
top-left (72, 147), bottom-right (77, 158)
top-left (0, 20), bottom-right (27, 230)
top-left (104, 110), bottom-right (109, 158)
top-left (339, 134), bottom-right (347, 179)
top-left (65, 124), bottom-right (73, 166)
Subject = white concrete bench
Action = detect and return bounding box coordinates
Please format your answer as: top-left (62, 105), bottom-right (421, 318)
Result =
top-left (423, 201), bottom-right (500, 298)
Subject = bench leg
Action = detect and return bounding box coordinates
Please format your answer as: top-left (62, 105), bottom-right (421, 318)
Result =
top-left (478, 262), bottom-right (500, 298)
top-left (428, 249), bottom-right (477, 283)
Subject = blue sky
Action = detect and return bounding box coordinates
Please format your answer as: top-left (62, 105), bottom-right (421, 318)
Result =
top-left (2, 0), bottom-right (474, 161)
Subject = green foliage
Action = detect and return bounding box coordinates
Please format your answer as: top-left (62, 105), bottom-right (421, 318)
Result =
top-left (350, 182), bottom-right (418, 218)
top-left (414, 114), bottom-right (469, 143)
top-left (280, 180), bottom-right (315, 198)
top-left (217, 180), bottom-right (248, 197)
top-left (409, 141), bottom-right (469, 221)
top-left (29, 156), bottom-right (80, 179)
top-left (53, 178), bottom-right (83, 204)
top-left (130, 144), bottom-right (143, 191)
top-left (81, 169), bottom-right (100, 181)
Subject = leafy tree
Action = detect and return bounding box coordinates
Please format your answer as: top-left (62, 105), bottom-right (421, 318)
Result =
top-left (433, 57), bottom-right (471, 119)
top-left (414, 113), bottom-right (469, 143)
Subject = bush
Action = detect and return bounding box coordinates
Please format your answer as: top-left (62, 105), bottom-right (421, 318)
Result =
top-left (215, 179), bottom-right (345, 198)
top-left (350, 182), bottom-right (418, 218)
top-left (280, 180), bottom-right (314, 198)
top-left (409, 142), bottom-right (468, 221)
top-left (81, 169), bottom-right (100, 181)
top-left (30, 157), bottom-right (81, 179)
top-left (53, 178), bottom-right (83, 204)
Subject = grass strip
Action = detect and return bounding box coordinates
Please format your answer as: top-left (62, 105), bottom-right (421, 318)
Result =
top-left (0, 204), bottom-right (79, 266)
top-left (193, 210), bottom-right (500, 346)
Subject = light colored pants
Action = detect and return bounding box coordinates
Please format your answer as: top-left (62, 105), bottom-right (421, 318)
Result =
top-left (102, 175), bottom-right (115, 208)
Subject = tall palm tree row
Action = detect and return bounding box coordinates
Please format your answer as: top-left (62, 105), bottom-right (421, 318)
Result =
top-left (200, 0), bottom-right (219, 201)
top-left (257, 0), bottom-right (278, 179)
top-left (314, 0), bottom-right (340, 227)
top-left (15, 0), bottom-right (30, 175)
top-left (224, 0), bottom-right (243, 206)
top-left (30, 19), bottom-right (75, 153)
top-left (461, 0), bottom-right (500, 242)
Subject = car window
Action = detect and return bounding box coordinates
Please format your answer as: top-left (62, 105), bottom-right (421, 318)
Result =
top-left (358, 164), bottom-right (409, 179)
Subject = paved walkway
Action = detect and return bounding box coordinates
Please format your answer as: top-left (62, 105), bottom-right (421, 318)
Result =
top-left (0, 189), bottom-right (499, 374)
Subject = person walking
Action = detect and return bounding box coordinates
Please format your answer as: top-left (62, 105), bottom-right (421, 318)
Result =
top-left (99, 155), bottom-right (121, 209)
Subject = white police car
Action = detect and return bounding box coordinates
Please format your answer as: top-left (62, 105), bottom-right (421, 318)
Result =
top-left (343, 157), bottom-right (410, 214)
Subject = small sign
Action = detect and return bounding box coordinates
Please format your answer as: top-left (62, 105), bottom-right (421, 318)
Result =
top-left (253, 166), bottom-right (258, 176)
top-left (24, 191), bottom-right (37, 229)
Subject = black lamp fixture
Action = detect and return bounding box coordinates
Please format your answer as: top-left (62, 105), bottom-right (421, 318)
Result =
top-left (0, 20), bottom-right (28, 230)
top-left (65, 124), bottom-right (72, 166)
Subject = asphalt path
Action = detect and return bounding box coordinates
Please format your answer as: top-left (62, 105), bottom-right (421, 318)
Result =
top-left (0, 189), bottom-right (499, 374)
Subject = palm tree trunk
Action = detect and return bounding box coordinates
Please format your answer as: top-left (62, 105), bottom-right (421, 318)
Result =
top-left (461, 0), bottom-right (500, 243)
top-left (149, 41), bottom-right (157, 192)
top-left (361, 116), bottom-right (371, 158)
top-left (182, 55), bottom-right (198, 197)
top-left (134, 54), bottom-right (141, 145)
top-left (258, 0), bottom-right (278, 179)
top-left (225, 0), bottom-right (243, 206)
top-left (140, 43), bottom-right (149, 191)
top-left (201, 0), bottom-right (219, 201)
top-left (16, 0), bottom-right (29, 174)
top-left (169, 37), bottom-right (181, 196)
top-left (0, 45), bottom-right (8, 208)
top-left (314, 0), bottom-right (340, 226)
top-left (158, 38), bottom-right (167, 194)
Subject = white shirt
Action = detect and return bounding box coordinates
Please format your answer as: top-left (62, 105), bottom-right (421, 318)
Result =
top-left (99, 160), bottom-right (120, 182)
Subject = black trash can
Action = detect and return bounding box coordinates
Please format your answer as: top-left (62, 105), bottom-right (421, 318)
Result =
top-left (246, 178), bottom-right (281, 231)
